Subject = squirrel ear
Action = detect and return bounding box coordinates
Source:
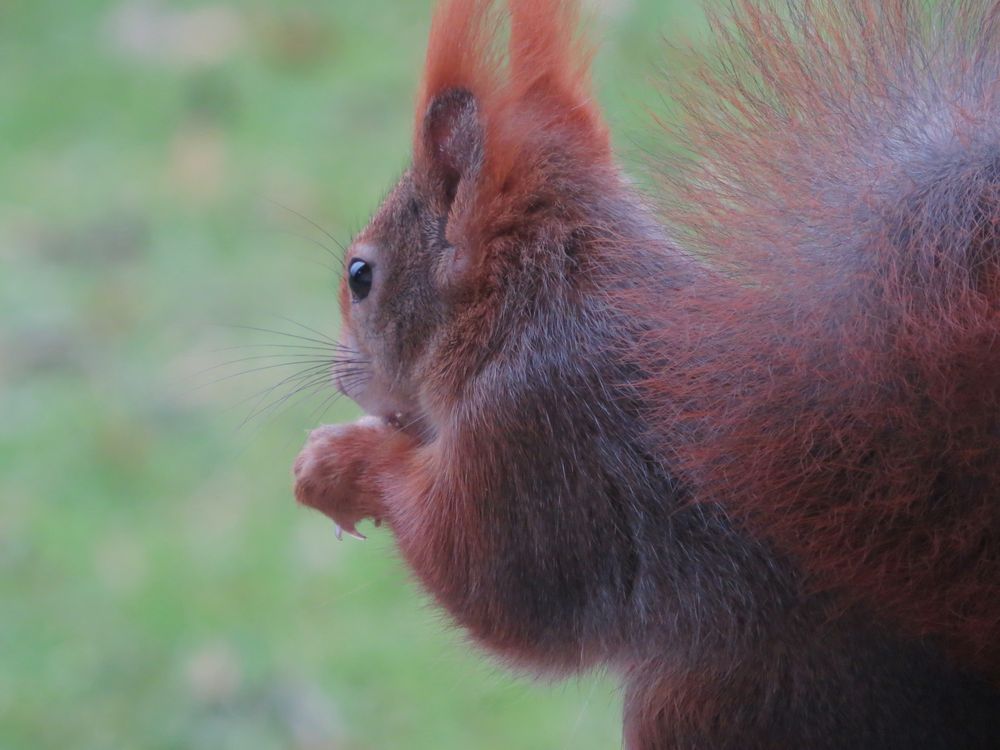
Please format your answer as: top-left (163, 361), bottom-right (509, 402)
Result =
top-left (418, 88), bottom-right (483, 213)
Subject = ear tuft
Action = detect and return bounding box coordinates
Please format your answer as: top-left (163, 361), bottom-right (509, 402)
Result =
top-left (415, 0), bottom-right (609, 185)
top-left (506, 0), bottom-right (602, 139)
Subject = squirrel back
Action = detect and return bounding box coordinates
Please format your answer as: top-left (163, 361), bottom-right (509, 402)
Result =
top-left (633, 0), bottom-right (1000, 677)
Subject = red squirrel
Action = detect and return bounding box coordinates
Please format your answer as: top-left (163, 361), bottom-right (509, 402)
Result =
top-left (292, 0), bottom-right (1000, 747)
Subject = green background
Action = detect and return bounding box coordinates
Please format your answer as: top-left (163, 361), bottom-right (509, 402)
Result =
top-left (0, 1), bottom-right (706, 747)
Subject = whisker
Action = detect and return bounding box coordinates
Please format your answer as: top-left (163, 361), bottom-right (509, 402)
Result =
top-left (226, 364), bottom-right (334, 411)
top-left (295, 254), bottom-right (339, 275)
top-left (265, 224), bottom-right (343, 265)
top-left (211, 353), bottom-right (367, 372)
top-left (242, 371), bottom-right (339, 427)
top-left (198, 353), bottom-right (340, 377)
top-left (237, 368), bottom-right (334, 426)
top-left (213, 342), bottom-right (343, 354)
top-left (276, 316), bottom-right (341, 346)
top-left (214, 309), bottom-right (368, 435)
top-left (265, 198), bottom-right (348, 254)
top-left (229, 324), bottom-right (350, 350)
top-left (329, 361), bottom-right (370, 373)
top-left (215, 356), bottom-right (366, 410)
top-left (335, 373), bottom-right (370, 389)
top-left (308, 388), bottom-right (347, 425)
top-left (200, 359), bottom-right (340, 388)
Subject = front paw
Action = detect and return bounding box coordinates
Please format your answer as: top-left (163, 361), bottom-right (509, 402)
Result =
top-left (293, 416), bottom-right (386, 540)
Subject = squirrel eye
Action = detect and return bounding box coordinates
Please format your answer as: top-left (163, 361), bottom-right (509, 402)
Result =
top-left (348, 258), bottom-right (373, 301)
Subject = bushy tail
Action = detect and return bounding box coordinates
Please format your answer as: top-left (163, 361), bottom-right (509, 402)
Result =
top-left (644, 0), bottom-right (1000, 677)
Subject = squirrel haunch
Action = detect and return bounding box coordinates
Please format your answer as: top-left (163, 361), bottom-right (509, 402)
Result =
top-left (293, 1), bottom-right (1000, 747)
top-left (638, 0), bottom-right (1000, 676)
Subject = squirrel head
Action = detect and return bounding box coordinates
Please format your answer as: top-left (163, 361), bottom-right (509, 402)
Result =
top-left (335, 0), bottom-right (613, 427)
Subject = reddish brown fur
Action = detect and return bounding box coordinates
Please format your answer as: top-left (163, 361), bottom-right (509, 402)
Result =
top-left (639, 0), bottom-right (1000, 676)
top-left (293, 0), bottom-right (1000, 746)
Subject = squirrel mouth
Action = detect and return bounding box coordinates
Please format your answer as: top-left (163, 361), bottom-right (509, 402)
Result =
top-left (332, 365), bottom-right (424, 436)
top-left (382, 410), bottom-right (431, 441)
top-left (384, 412), bottom-right (406, 429)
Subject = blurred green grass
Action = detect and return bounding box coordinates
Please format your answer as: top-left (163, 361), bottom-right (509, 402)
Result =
top-left (0, 1), bottom-right (705, 747)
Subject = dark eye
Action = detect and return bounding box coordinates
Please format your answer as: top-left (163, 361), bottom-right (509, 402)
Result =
top-left (348, 258), bottom-right (373, 301)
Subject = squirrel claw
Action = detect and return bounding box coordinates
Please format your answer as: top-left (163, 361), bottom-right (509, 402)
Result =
top-left (344, 524), bottom-right (367, 540)
top-left (334, 521), bottom-right (366, 541)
